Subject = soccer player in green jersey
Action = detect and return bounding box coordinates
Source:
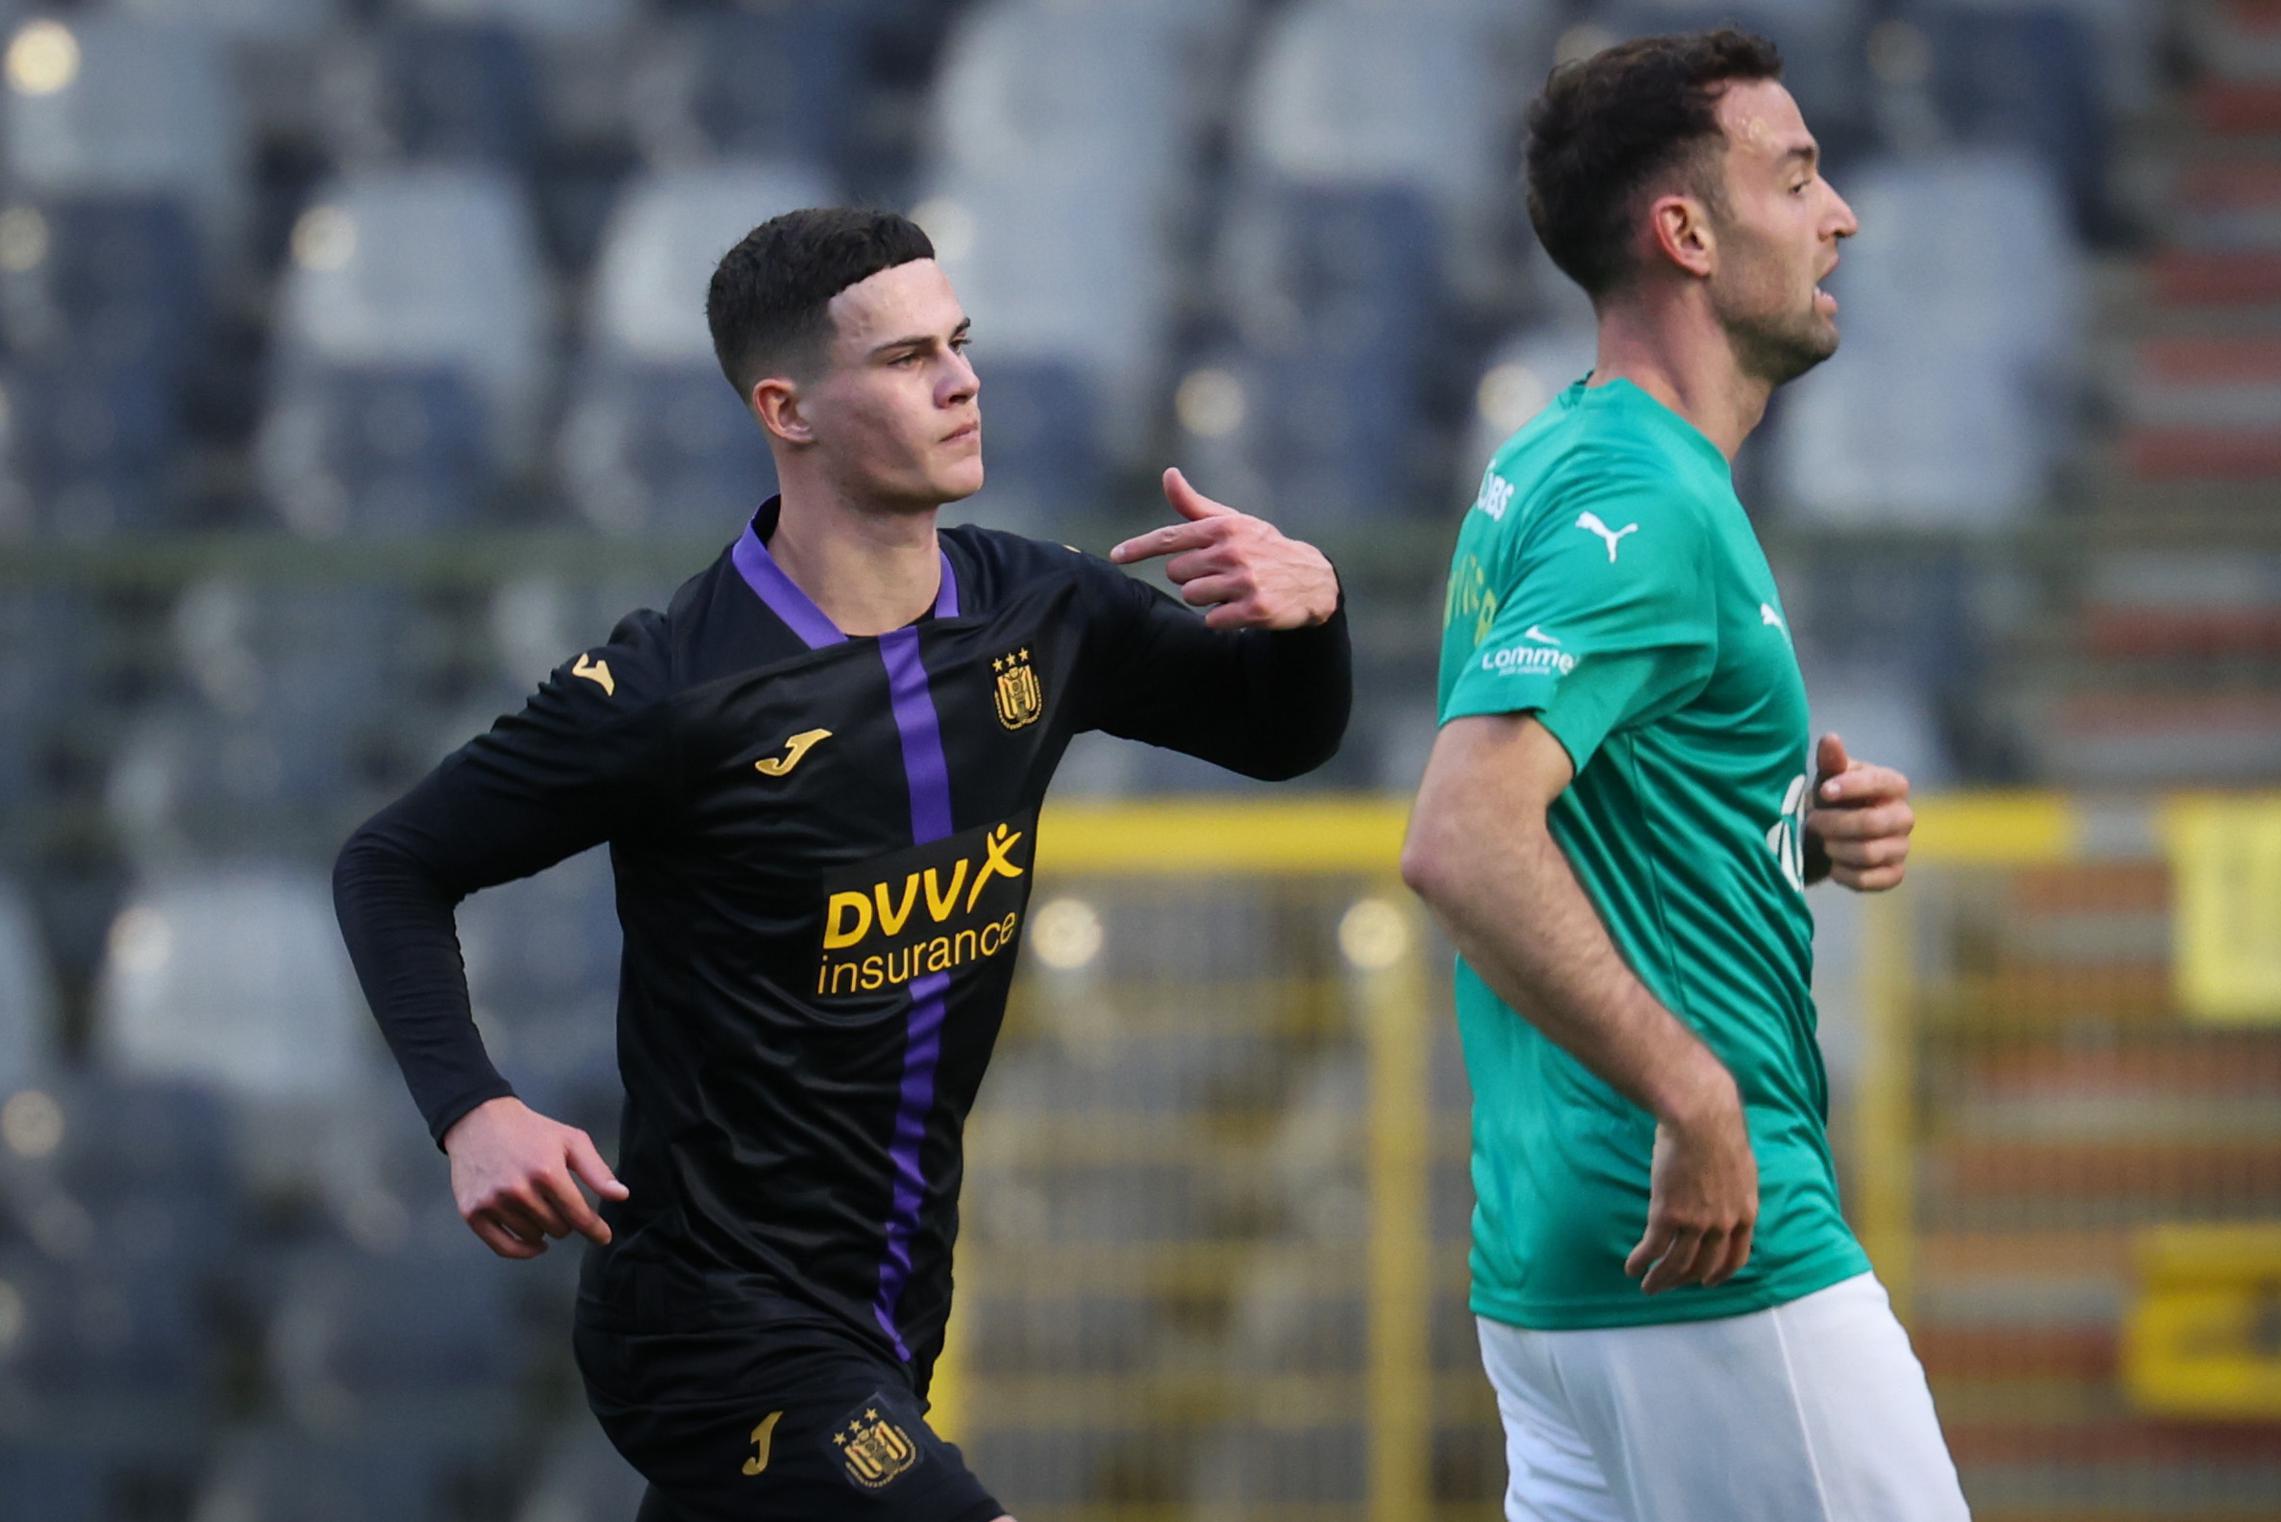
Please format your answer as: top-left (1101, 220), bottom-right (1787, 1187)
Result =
top-left (1401, 31), bottom-right (1970, 1521)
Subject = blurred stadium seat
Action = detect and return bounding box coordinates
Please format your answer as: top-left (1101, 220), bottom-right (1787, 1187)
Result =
top-left (90, 864), bottom-right (379, 1193)
top-left (190, 1421), bottom-right (493, 1522)
top-left (1770, 149), bottom-right (2083, 525)
top-left (254, 363), bottom-right (494, 538)
top-left (272, 166), bottom-right (549, 475)
top-left (1215, 179), bottom-right (1442, 368)
top-left (103, 580), bottom-right (414, 848)
top-left (557, 162), bottom-right (827, 533)
top-left (585, 162), bottom-right (835, 364)
top-left (0, 882), bottom-right (57, 1083)
top-left (509, 1419), bottom-right (648, 1522)
top-left (0, 587), bottom-right (106, 814)
top-left (1458, 321), bottom-right (1598, 493)
top-left (929, 0), bottom-right (1197, 207)
top-left (915, 161), bottom-right (1173, 461)
top-left (262, 1240), bottom-right (525, 1440)
top-left (949, 356), bottom-right (1106, 533)
top-left (0, 1442), bottom-right (107, 1522)
top-left (351, 16), bottom-right (545, 171)
top-left (453, 843), bottom-right (620, 1124)
top-left (1917, 3), bottom-right (2113, 235)
top-left (625, 7), bottom-right (865, 176)
top-left (1, 360), bottom-right (183, 539)
top-left (1173, 343), bottom-right (1418, 520)
top-left (1, 15), bottom-right (250, 269)
top-left (1238, 0), bottom-right (1544, 305)
top-left (0, 194), bottom-right (207, 377)
top-left (0, 1246), bottom-right (216, 1450)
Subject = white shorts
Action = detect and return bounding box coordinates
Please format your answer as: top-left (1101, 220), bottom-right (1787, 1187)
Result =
top-left (1476, 1272), bottom-right (1970, 1522)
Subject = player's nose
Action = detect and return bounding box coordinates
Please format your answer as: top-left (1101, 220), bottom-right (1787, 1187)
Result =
top-left (943, 348), bottom-right (979, 405)
top-left (1828, 184), bottom-right (1860, 240)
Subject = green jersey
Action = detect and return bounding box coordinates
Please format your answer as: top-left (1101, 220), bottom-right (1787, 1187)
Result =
top-left (1436, 377), bottom-right (1868, 1330)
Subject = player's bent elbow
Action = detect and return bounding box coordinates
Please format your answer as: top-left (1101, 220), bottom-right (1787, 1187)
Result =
top-left (1399, 822), bottom-right (1461, 911)
top-left (331, 822), bottom-right (389, 913)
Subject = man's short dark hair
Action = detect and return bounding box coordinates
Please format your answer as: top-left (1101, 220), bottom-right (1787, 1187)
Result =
top-left (706, 207), bottom-right (936, 399)
top-left (1524, 28), bottom-right (1784, 300)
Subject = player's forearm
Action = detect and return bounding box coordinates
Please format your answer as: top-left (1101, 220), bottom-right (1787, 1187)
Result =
top-left (333, 816), bottom-right (515, 1147)
top-left (1406, 811), bottom-right (1735, 1125)
top-left (1225, 598), bottom-right (1352, 777)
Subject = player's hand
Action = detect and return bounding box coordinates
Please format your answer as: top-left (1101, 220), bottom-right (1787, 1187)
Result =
top-left (1628, 1064), bottom-right (1758, 1294)
top-left (442, 1095), bottom-right (630, 1259)
top-left (1108, 468), bottom-right (1340, 631)
top-left (1805, 732), bottom-right (1913, 893)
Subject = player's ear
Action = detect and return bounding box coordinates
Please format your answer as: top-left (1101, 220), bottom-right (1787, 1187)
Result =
top-left (1649, 193), bottom-right (1716, 280)
top-left (753, 377), bottom-right (814, 446)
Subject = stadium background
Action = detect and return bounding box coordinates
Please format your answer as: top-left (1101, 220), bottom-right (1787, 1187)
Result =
top-left (1, 0), bottom-right (2279, 1517)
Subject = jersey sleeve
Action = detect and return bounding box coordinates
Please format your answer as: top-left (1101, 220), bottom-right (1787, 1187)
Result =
top-left (333, 610), bottom-right (677, 1145)
top-left (1441, 469), bottom-right (1718, 774)
top-left (1069, 550), bottom-right (1352, 781)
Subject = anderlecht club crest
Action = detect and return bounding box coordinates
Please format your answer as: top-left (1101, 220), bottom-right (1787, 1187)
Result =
top-left (836, 1408), bottom-right (919, 1489)
top-left (992, 648), bottom-right (1043, 731)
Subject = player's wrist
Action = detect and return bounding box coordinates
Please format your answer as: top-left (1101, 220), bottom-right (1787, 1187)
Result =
top-left (1650, 1048), bottom-right (1741, 1134)
top-left (442, 1094), bottom-right (526, 1155)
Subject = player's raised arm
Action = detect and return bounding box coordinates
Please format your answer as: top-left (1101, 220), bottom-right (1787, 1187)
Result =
top-left (332, 613), bottom-right (671, 1256)
top-left (1082, 468), bottom-right (1352, 778)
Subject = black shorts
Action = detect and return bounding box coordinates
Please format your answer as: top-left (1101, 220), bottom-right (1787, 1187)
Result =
top-left (573, 1315), bottom-right (1003, 1522)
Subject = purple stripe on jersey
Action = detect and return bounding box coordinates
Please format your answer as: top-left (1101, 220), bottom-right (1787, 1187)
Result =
top-left (731, 519), bottom-right (960, 650)
top-left (871, 623), bottom-right (958, 1360)
top-left (872, 968), bottom-right (950, 1360)
top-left (881, 627), bottom-right (955, 842)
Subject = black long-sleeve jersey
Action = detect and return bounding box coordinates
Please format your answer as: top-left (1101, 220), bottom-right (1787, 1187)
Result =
top-left (334, 498), bottom-right (1350, 1385)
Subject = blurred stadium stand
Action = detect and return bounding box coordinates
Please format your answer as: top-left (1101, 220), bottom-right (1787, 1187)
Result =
top-left (2, 1), bottom-right (2277, 1519)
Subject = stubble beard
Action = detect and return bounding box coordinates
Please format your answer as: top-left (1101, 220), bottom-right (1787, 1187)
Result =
top-left (1718, 275), bottom-right (1839, 390)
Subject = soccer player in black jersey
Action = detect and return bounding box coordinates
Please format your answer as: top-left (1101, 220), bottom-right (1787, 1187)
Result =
top-left (332, 208), bottom-right (1350, 1522)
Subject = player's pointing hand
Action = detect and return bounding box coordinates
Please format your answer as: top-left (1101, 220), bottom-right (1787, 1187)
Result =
top-left (443, 1095), bottom-right (630, 1259)
top-left (1110, 468), bottom-right (1341, 632)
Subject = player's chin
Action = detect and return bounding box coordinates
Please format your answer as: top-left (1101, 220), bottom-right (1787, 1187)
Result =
top-left (932, 454), bottom-right (985, 505)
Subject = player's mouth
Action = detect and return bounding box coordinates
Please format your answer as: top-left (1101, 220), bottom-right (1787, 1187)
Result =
top-left (1814, 259), bottom-right (1839, 315)
top-left (943, 419), bottom-right (980, 445)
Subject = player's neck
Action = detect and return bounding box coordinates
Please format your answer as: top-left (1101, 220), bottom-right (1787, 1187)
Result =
top-left (1588, 296), bottom-right (1771, 462)
top-left (766, 486), bottom-right (944, 638)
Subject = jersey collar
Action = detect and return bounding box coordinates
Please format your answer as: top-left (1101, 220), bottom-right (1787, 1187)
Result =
top-left (731, 496), bottom-right (960, 651)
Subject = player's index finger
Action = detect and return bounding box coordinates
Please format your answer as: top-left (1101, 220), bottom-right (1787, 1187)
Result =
top-left (543, 1169), bottom-right (611, 1245)
top-left (1823, 765), bottom-right (1906, 803)
top-left (1111, 522), bottom-right (1215, 564)
top-left (568, 1133), bottom-right (630, 1200)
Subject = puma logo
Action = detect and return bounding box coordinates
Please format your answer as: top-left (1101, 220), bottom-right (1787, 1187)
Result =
top-left (1575, 512), bottom-right (1640, 563)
